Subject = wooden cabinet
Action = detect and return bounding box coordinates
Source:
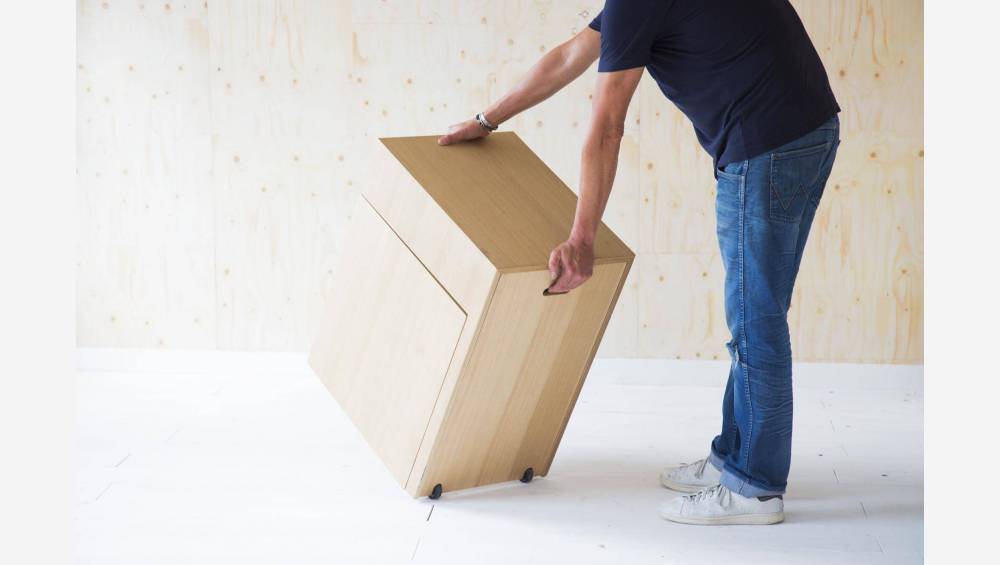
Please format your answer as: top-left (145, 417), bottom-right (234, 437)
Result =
top-left (309, 133), bottom-right (634, 497)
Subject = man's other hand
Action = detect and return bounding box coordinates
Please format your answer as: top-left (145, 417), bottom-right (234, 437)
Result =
top-left (438, 119), bottom-right (489, 145)
top-left (546, 237), bottom-right (594, 295)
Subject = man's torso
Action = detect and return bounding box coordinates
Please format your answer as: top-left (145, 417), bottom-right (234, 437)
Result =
top-left (589, 0), bottom-right (840, 169)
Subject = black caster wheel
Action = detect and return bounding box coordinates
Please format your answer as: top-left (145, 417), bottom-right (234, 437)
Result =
top-left (429, 483), bottom-right (443, 500)
top-left (520, 467), bottom-right (534, 483)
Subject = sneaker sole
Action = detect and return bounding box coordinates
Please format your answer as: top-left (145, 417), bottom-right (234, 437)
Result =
top-left (659, 511), bottom-right (785, 526)
top-left (659, 475), bottom-right (718, 494)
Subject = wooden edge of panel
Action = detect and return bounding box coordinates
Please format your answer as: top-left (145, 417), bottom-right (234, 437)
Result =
top-left (410, 256), bottom-right (631, 496)
top-left (401, 315), bottom-right (471, 496)
top-left (537, 255), bottom-right (634, 477)
top-left (378, 132), bottom-right (635, 270)
top-left (406, 270), bottom-right (502, 498)
top-left (363, 139), bottom-right (497, 314)
top-left (308, 196), bottom-right (471, 488)
top-left (360, 192), bottom-right (467, 316)
top-left (496, 255), bottom-right (635, 275)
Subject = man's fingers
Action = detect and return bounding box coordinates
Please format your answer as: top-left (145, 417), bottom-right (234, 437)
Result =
top-left (548, 271), bottom-right (577, 294)
top-left (545, 239), bottom-right (594, 295)
top-left (548, 251), bottom-right (577, 294)
top-left (546, 249), bottom-right (567, 294)
top-left (439, 120), bottom-right (489, 146)
top-left (547, 272), bottom-right (570, 294)
top-left (438, 123), bottom-right (464, 145)
top-left (550, 261), bottom-right (590, 293)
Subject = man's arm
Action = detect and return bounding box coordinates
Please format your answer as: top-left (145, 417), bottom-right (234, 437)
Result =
top-left (546, 67), bottom-right (643, 294)
top-left (438, 28), bottom-right (600, 145)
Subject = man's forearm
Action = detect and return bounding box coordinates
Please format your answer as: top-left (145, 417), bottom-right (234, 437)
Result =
top-left (546, 123), bottom-right (622, 294)
top-left (543, 54), bottom-right (641, 294)
top-left (571, 127), bottom-right (622, 244)
top-left (483, 31), bottom-right (599, 125)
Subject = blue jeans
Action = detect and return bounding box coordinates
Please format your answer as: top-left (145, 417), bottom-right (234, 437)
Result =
top-left (708, 115), bottom-right (840, 497)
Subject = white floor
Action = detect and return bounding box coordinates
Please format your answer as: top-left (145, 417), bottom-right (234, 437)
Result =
top-left (75, 352), bottom-right (923, 564)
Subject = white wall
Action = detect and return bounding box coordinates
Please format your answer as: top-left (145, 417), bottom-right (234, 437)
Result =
top-left (77, 0), bottom-right (923, 362)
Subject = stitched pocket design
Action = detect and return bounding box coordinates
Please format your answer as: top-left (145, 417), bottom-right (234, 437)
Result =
top-left (768, 142), bottom-right (830, 223)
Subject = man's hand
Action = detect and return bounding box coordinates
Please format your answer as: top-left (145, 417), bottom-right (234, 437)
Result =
top-left (438, 119), bottom-right (489, 146)
top-left (546, 237), bottom-right (594, 295)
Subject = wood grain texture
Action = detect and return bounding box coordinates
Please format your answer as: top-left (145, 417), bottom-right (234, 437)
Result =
top-left (360, 141), bottom-right (501, 490)
top-left (77, 0), bottom-right (216, 349)
top-left (363, 141), bottom-right (497, 312)
top-left (78, 0), bottom-right (923, 363)
top-left (414, 261), bottom-right (628, 496)
top-left (207, 0), bottom-right (358, 351)
top-left (381, 133), bottom-right (632, 271)
top-left (785, 0), bottom-right (924, 363)
top-left (308, 197), bottom-right (467, 485)
top-left (310, 133), bottom-right (632, 496)
top-left (636, 254), bottom-right (730, 361)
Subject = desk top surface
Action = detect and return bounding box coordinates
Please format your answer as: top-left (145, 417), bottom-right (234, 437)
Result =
top-left (380, 132), bottom-right (633, 271)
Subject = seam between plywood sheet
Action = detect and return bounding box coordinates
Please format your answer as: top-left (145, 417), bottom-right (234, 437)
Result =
top-left (403, 314), bottom-right (468, 492)
top-left (363, 141), bottom-right (497, 314)
top-left (351, 196), bottom-right (484, 492)
top-left (309, 197), bottom-right (467, 485)
top-left (410, 270), bottom-right (501, 496)
top-left (361, 194), bottom-right (466, 316)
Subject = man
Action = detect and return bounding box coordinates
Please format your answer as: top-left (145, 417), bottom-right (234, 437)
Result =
top-left (439, 0), bottom-right (840, 526)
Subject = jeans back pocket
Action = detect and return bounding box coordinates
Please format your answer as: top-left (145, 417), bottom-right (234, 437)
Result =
top-left (768, 141), bottom-right (831, 223)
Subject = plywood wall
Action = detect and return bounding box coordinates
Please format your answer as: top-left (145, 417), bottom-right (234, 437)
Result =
top-left (77, 0), bottom-right (923, 363)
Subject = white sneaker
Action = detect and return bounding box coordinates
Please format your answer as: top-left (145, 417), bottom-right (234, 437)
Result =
top-left (659, 457), bottom-right (721, 493)
top-left (659, 485), bottom-right (784, 526)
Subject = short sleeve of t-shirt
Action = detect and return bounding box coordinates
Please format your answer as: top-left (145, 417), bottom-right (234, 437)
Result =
top-left (588, 1), bottom-right (666, 72)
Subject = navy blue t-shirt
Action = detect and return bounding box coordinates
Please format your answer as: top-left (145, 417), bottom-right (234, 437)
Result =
top-left (589, 0), bottom-right (840, 169)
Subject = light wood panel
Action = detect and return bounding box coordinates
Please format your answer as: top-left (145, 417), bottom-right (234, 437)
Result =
top-left (790, 132), bottom-right (923, 362)
top-left (381, 133), bottom-right (632, 271)
top-left (787, 0), bottom-right (923, 362)
top-left (415, 262), bottom-right (626, 495)
top-left (76, 0), bottom-right (216, 348)
top-left (78, 0), bottom-right (923, 363)
top-left (637, 254), bottom-right (730, 361)
top-left (361, 140), bottom-right (501, 490)
top-left (363, 141), bottom-right (497, 312)
top-left (206, 0), bottom-right (358, 351)
top-left (310, 133), bottom-right (632, 497)
top-left (637, 76), bottom-right (718, 256)
top-left (308, 197), bottom-right (467, 485)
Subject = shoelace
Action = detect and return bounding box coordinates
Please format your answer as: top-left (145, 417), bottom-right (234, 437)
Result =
top-left (688, 484), bottom-right (729, 504)
top-left (676, 457), bottom-right (709, 478)
top-left (693, 457), bottom-right (709, 478)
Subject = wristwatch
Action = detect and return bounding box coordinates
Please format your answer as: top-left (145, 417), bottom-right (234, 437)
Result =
top-left (475, 112), bottom-right (499, 132)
